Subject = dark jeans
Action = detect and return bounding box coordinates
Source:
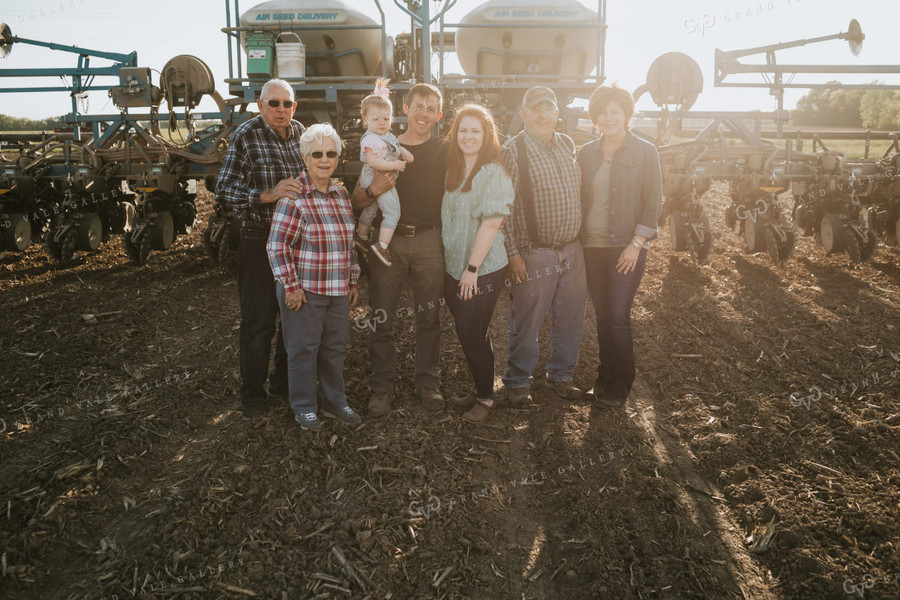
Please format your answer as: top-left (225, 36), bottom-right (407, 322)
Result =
top-left (276, 284), bottom-right (350, 415)
top-left (444, 269), bottom-right (506, 399)
top-left (238, 228), bottom-right (288, 401)
top-left (583, 246), bottom-right (647, 401)
top-left (368, 227), bottom-right (444, 392)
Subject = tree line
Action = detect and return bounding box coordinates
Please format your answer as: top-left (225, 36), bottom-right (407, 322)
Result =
top-left (793, 82), bottom-right (900, 130)
top-left (0, 114), bottom-right (67, 131)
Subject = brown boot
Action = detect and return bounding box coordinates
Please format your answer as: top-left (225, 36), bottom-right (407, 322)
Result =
top-left (416, 387), bottom-right (445, 411)
top-left (367, 390), bottom-right (393, 417)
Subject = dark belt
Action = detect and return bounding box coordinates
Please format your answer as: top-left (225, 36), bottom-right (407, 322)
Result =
top-left (394, 223), bottom-right (438, 237)
top-left (529, 239), bottom-right (573, 250)
top-left (242, 219), bottom-right (270, 232)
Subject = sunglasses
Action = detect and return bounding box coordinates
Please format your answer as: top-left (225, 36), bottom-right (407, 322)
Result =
top-left (265, 99), bottom-right (295, 108)
top-left (310, 151), bottom-right (339, 159)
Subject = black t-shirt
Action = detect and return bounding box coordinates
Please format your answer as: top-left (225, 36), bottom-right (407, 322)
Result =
top-left (395, 137), bottom-right (447, 228)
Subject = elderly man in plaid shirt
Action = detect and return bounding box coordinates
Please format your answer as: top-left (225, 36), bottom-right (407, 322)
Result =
top-left (501, 86), bottom-right (587, 407)
top-left (216, 79), bottom-right (306, 420)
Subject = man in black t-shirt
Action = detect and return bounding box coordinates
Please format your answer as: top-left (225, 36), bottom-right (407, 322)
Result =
top-left (352, 83), bottom-right (447, 416)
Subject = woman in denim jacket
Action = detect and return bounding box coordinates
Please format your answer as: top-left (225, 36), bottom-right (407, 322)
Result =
top-left (576, 85), bottom-right (662, 408)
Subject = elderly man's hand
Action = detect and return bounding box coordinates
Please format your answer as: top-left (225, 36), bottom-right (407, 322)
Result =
top-left (260, 178), bottom-right (304, 204)
top-left (285, 289), bottom-right (306, 311)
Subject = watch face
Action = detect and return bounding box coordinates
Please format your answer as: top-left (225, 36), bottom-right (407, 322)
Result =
top-left (467, 264), bottom-right (477, 272)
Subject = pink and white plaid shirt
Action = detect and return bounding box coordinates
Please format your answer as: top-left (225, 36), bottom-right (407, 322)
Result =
top-left (266, 171), bottom-right (359, 296)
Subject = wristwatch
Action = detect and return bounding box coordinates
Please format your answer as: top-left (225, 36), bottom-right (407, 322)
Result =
top-left (467, 264), bottom-right (478, 273)
top-left (365, 186), bottom-right (377, 199)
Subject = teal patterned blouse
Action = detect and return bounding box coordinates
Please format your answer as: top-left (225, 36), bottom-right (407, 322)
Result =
top-left (441, 162), bottom-right (514, 279)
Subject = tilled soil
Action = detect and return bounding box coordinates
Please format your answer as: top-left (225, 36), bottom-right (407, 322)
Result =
top-left (1, 182), bottom-right (899, 600)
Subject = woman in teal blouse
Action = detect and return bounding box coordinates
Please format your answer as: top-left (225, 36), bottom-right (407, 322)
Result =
top-left (441, 104), bottom-right (514, 422)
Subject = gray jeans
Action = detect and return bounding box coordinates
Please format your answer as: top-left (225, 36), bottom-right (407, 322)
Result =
top-left (367, 227), bottom-right (444, 392)
top-left (276, 283), bottom-right (350, 415)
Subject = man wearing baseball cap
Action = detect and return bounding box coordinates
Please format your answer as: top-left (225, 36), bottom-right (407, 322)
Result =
top-left (500, 86), bottom-right (587, 407)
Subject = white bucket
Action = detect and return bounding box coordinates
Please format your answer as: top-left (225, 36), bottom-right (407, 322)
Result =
top-left (275, 33), bottom-right (306, 79)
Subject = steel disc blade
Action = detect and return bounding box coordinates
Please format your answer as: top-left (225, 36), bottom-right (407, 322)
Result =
top-left (0, 23), bottom-right (13, 59)
top-left (847, 19), bottom-right (864, 56)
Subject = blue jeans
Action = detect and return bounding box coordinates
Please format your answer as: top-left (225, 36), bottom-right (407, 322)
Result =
top-left (583, 246), bottom-right (646, 401)
top-left (444, 269), bottom-right (506, 399)
top-left (503, 241), bottom-right (587, 389)
top-left (276, 284), bottom-right (351, 415)
top-left (238, 228), bottom-right (288, 401)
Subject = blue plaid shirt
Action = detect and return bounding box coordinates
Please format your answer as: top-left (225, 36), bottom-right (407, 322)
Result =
top-left (215, 115), bottom-right (306, 223)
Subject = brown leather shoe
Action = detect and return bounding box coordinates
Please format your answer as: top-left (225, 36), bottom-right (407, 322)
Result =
top-left (367, 390), bottom-right (393, 417)
top-left (447, 393), bottom-right (476, 410)
top-left (462, 401), bottom-right (491, 423)
top-left (415, 387), bottom-right (445, 411)
top-left (508, 387), bottom-right (533, 408)
top-left (548, 379), bottom-right (582, 399)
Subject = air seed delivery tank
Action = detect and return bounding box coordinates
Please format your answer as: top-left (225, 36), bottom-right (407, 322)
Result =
top-left (239, 0), bottom-right (383, 77)
top-left (455, 0), bottom-right (601, 81)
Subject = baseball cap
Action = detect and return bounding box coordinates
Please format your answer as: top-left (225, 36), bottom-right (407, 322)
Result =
top-left (522, 86), bottom-right (558, 110)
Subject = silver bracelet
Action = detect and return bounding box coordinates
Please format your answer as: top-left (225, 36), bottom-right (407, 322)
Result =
top-left (630, 239), bottom-right (642, 249)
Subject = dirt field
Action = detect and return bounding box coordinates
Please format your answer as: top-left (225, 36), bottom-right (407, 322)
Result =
top-left (1, 182), bottom-right (899, 600)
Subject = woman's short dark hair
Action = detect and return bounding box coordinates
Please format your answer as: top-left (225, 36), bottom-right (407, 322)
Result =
top-left (588, 84), bottom-right (635, 129)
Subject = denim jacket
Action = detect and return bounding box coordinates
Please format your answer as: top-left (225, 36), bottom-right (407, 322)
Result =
top-left (576, 130), bottom-right (662, 246)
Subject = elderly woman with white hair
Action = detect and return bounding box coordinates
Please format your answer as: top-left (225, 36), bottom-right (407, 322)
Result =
top-left (267, 123), bottom-right (361, 431)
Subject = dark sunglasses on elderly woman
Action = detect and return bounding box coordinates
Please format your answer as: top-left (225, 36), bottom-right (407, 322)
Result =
top-left (310, 151), bottom-right (339, 159)
top-left (266, 99), bottom-right (295, 108)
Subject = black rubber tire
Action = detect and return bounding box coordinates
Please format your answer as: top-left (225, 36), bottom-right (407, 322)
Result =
top-left (202, 225), bottom-right (219, 264)
top-left (780, 229), bottom-right (796, 263)
top-left (3, 213), bottom-right (31, 252)
top-left (175, 202), bottom-right (197, 235)
top-left (76, 213), bottom-right (103, 251)
top-left (844, 229), bottom-right (862, 263)
top-left (46, 226), bottom-right (62, 261)
top-left (689, 214), bottom-right (713, 263)
top-left (743, 217), bottom-right (767, 254)
top-left (765, 224), bottom-right (781, 264)
top-left (57, 226), bottom-right (77, 265)
top-left (150, 212), bottom-right (175, 251)
top-left (217, 229), bottom-right (232, 267)
top-left (138, 228), bottom-right (152, 265)
top-left (123, 229), bottom-right (140, 263)
top-left (860, 229), bottom-right (877, 262)
top-left (725, 204), bottom-right (737, 229)
top-left (819, 213), bottom-right (845, 253)
top-left (670, 212), bottom-right (689, 252)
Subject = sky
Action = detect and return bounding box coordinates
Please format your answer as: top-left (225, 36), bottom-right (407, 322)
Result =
top-left (1, 0), bottom-right (898, 120)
